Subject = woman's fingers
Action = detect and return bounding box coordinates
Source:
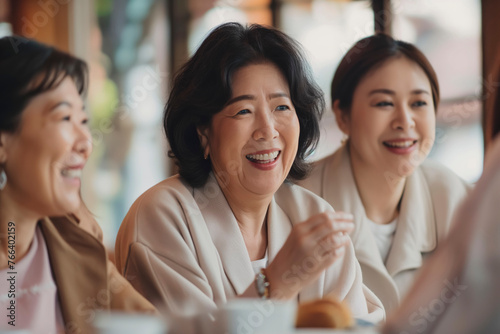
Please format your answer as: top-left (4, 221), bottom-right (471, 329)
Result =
top-left (318, 232), bottom-right (351, 253)
top-left (308, 211), bottom-right (354, 242)
top-left (266, 210), bottom-right (356, 299)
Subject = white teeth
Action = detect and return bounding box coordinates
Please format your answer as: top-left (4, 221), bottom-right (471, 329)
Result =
top-left (62, 169), bottom-right (82, 178)
top-left (385, 140), bottom-right (415, 148)
top-left (246, 151), bottom-right (279, 162)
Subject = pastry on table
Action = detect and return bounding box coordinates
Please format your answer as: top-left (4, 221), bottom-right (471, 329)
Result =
top-left (296, 296), bottom-right (354, 329)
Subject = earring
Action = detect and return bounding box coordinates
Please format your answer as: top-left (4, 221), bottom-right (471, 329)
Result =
top-left (204, 153), bottom-right (209, 160)
top-left (0, 169), bottom-right (6, 190)
top-left (341, 134), bottom-right (349, 145)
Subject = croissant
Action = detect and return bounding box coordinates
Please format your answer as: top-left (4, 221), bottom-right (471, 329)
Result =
top-left (295, 296), bottom-right (354, 329)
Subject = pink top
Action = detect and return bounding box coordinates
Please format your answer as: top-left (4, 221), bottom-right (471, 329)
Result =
top-left (0, 225), bottom-right (65, 333)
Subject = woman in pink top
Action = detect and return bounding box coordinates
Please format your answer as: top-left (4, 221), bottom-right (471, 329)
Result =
top-left (0, 36), bottom-right (155, 333)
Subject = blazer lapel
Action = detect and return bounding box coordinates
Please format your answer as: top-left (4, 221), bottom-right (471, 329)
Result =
top-left (268, 188), bottom-right (326, 302)
top-left (195, 174), bottom-right (255, 296)
top-left (385, 167), bottom-right (436, 277)
top-left (322, 146), bottom-right (388, 266)
top-left (266, 197), bottom-right (290, 260)
top-left (322, 145), bottom-right (399, 307)
top-left (40, 215), bottom-right (108, 333)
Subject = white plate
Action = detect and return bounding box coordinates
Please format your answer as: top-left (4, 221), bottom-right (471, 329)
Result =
top-left (258, 327), bottom-right (380, 334)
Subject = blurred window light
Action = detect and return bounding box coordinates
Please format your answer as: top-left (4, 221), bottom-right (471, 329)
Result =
top-left (0, 22), bottom-right (12, 37)
top-left (188, 0), bottom-right (272, 55)
top-left (279, 0), bottom-right (374, 161)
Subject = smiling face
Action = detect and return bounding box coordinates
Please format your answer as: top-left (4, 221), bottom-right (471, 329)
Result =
top-left (0, 76), bottom-right (92, 217)
top-left (336, 56), bottom-right (436, 177)
top-left (198, 62), bottom-right (300, 200)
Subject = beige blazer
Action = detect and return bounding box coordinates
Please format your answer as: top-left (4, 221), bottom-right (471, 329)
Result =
top-left (40, 215), bottom-right (156, 333)
top-left (115, 173), bottom-right (384, 332)
top-left (384, 136), bottom-right (500, 334)
top-left (299, 145), bottom-right (470, 313)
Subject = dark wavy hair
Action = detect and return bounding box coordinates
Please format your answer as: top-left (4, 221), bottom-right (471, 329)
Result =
top-left (331, 33), bottom-right (440, 114)
top-left (0, 36), bottom-right (88, 133)
top-left (165, 22), bottom-right (324, 188)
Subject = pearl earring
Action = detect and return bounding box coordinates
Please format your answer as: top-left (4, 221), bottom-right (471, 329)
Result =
top-left (0, 169), bottom-right (7, 190)
top-left (341, 134), bottom-right (349, 145)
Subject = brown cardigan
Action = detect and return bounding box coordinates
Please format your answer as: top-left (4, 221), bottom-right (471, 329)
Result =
top-left (40, 215), bottom-right (156, 334)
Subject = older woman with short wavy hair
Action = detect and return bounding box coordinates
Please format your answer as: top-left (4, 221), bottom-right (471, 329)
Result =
top-left (115, 22), bottom-right (384, 328)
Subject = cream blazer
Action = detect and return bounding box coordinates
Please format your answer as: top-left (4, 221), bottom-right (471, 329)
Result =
top-left (299, 145), bottom-right (470, 313)
top-left (384, 136), bottom-right (500, 334)
top-left (115, 173), bottom-right (384, 332)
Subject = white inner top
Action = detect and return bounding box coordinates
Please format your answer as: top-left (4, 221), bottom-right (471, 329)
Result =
top-left (251, 251), bottom-right (269, 275)
top-left (368, 218), bottom-right (398, 262)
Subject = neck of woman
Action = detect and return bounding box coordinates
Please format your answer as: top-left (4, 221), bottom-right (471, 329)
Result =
top-left (219, 184), bottom-right (271, 261)
top-left (0, 192), bottom-right (40, 270)
top-left (350, 151), bottom-right (406, 225)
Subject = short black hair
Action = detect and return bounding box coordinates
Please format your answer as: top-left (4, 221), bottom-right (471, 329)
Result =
top-left (165, 22), bottom-right (324, 188)
top-left (493, 52), bottom-right (500, 140)
top-left (331, 33), bottom-right (440, 114)
top-left (0, 36), bottom-right (88, 133)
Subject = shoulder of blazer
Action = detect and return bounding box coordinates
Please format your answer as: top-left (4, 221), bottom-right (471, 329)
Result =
top-left (114, 174), bottom-right (198, 272)
top-left (298, 152), bottom-right (339, 197)
top-left (418, 160), bottom-right (472, 238)
top-left (117, 174), bottom-right (195, 240)
top-left (419, 160), bottom-right (472, 205)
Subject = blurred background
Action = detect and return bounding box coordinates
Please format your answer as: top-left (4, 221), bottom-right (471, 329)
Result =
top-left (1, 0), bottom-right (499, 247)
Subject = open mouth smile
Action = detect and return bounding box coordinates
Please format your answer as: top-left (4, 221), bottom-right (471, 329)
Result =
top-left (246, 150), bottom-right (281, 164)
top-left (383, 140), bottom-right (417, 149)
top-left (245, 150), bottom-right (281, 170)
top-left (61, 168), bottom-right (82, 178)
top-left (383, 140), bottom-right (418, 155)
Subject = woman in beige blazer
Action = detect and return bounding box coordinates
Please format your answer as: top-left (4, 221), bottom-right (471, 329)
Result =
top-left (115, 23), bottom-right (384, 332)
top-left (0, 36), bottom-right (155, 333)
top-left (300, 34), bottom-right (470, 313)
top-left (383, 54), bottom-right (500, 334)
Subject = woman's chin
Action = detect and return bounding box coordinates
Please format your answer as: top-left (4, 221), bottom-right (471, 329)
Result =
top-left (51, 196), bottom-right (81, 217)
top-left (247, 181), bottom-right (282, 197)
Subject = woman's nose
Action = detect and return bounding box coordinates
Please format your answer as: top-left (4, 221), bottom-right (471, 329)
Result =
top-left (393, 105), bottom-right (416, 131)
top-left (253, 111), bottom-right (279, 141)
top-left (74, 124), bottom-right (93, 158)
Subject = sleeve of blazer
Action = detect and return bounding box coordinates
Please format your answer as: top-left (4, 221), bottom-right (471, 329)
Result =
top-left (420, 161), bottom-right (472, 238)
top-left (115, 181), bottom-right (219, 317)
top-left (107, 259), bottom-right (158, 314)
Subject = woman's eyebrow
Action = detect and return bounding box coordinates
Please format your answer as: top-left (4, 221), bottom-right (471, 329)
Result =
top-left (226, 95), bottom-right (255, 106)
top-left (268, 92), bottom-right (290, 99)
top-left (369, 89), bottom-right (395, 95)
top-left (48, 101), bottom-right (72, 112)
top-left (411, 89), bottom-right (431, 95)
top-left (368, 89), bottom-right (431, 95)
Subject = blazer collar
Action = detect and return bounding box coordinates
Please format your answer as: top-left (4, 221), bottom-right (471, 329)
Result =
top-left (196, 174), bottom-right (326, 300)
top-left (322, 145), bottom-right (437, 277)
top-left (40, 215), bottom-right (108, 333)
top-left (195, 174), bottom-right (255, 295)
top-left (385, 167), bottom-right (436, 276)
